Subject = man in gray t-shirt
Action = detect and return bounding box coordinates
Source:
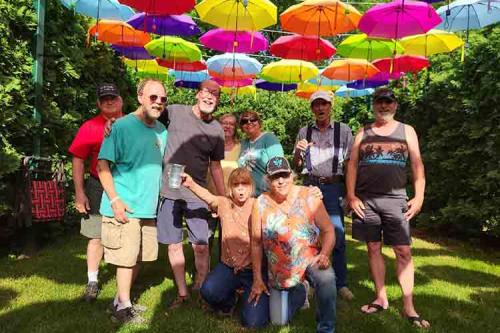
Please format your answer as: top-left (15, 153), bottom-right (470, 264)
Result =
top-left (157, 80), bottom-right (225, 308)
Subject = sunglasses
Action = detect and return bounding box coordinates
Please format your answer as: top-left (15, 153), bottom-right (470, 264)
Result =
top-left (149, 94), bottom-right (167, 104)
top-left (240, 118), bottom-right (259, 126)
top-left (269, 172), bottom-right (291, 181)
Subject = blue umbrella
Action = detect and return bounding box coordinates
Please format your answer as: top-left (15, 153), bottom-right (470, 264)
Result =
top-left (255, 79), bottom-right (297, 92)
top-left (61, 0), bottom-right (135, 21)
top-left (207, 53), bottom-right (262, 80)
top-left (347, 79), bottom-right (388, 89)
top-left (335, 86), bottom-right (374, 98)
top-left (174, 80), bottom-right (201, 89)
top-left (168, 70), bottom-right (209, 82)
top-left (127, 13), bottom-right (200, 36)
top-left (310, 70), bottom-right (349, 87)
top-left (111, 45), bottom-right (153, 59)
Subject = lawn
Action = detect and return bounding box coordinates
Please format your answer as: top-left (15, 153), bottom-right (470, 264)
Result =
top-left (0, 223), bottom-right (499, 333)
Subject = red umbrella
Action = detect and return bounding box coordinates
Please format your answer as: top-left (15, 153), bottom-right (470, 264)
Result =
top-left (156, 59), bottom-right (207, 72)
top-left (372, 55), bottom-right (429, 74)
top-left (270, 34), bottom-right (336, 62)
top-left (118, 0), bottom-right (195, 15)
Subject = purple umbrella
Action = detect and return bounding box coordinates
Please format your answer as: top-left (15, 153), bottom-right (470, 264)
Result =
top-left (359, 0), bottom-right (442, 39)
top-left (127, 12), bottom-right (200, 36)
top-left (200, 29), bottom-right (268, 54)
top-left (347, 79), bottom-right (389, 89)
top-left (111, 45), bottom-right (154, 60)
top-left (369, 71), bottom-right (403, 81)
top-left (255, 79), bottom-right (297, 92)
top-left (174, 80), bottom-right (201, 89)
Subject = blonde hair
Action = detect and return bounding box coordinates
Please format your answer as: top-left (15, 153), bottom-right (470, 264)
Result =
top-left (136, 78), bottom-right (164, 96)
top-left (219, 113), bottom-right (239, 141)
top-left (227, 168), bottom-right (255, 199)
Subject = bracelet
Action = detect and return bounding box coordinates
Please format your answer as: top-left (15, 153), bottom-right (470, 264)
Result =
top-left (110, 196), bottom-right (121, 205)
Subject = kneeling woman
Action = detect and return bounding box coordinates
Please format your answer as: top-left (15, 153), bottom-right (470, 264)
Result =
top-left (249, 157), bottom-right (337, 333)
top-left (181, 168), bottom-right (269, 327)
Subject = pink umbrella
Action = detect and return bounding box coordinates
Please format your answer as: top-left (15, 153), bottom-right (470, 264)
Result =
top-left (200, 29), bottom-right (268, 54)
top-left (359, 0), bottom-right (442, 39)
top-left (373, 55), bottom-right (430, 74)
top-left (213, 77), bottom-right (253, 88)
top-left (269, 34), bottom-right (336, 62)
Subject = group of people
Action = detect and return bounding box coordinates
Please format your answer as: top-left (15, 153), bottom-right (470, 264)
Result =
top-left (68, 78), bottom-right (430, 331)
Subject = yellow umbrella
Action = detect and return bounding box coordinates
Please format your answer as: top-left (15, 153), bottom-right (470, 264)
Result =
top-left (124, 59), bottom-right (169, 80)
top-left (280, 0), bottom-right (362, 37)
top-left (400, 29), bottom-right (464, 57)
top-left (260, 59), bottom-right (319, 84)
top-left (297, 82), bottom-right (336, 92)
top-left (195, 0), bottom-right (277, 31)
top-left (322, 58), bottom-right (379, 81)
top-left (221, 85), bottom-right (256, 97)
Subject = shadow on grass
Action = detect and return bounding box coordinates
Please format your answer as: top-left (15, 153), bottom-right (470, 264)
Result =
top-left (0, 287), bottom-right (17, 308)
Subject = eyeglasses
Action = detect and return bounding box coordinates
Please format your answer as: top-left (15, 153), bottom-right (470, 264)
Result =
top-left (149, 94), bottom-right (167, 104)
top-left (200, 88), bottom-right (220, 98)
top-left (269, 172), bottom-right (291, 181)
top-left (240, 118), bottom-right (259, 126)
top-left (99, 95), bottom-right (119, 103)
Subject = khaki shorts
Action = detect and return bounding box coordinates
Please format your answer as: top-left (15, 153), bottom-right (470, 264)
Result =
top-left (101, 217), bottom-right (158, 267)
top-left (80, 177), bottom-right (103, 239)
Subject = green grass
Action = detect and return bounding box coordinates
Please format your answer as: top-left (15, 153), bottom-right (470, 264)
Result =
top-left (0, 224), bottom-right (499, 333)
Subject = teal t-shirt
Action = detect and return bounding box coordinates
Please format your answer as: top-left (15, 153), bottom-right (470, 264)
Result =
top-left (238, 132), bottom-right (284, 196)
top-left (98, 114), bottom-right (167, 218)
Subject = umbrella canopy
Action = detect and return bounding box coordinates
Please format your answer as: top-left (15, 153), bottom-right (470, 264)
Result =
top-left (124, 59), bottom-right (169, 79)
top-left (175, 80), bottom-right (201, 89)
top-left (296, 87), bottom-right (335, 100)
top-left (88, 20), bottom-right (151, 47)
top-left (370, 71), bottom-right (403, 81)
top-left (436, 0), bottom-right (500, 32)
top-left (145, 36), bottom-right (202, 61)
top-left (400, 29), bottom-right (464, 56)
top-left (156, 59), bottom-right (207, 71)
top-left (347, 79), bottom-right (388, 89)
top-left (337, 34), bottom-right (404, 61)
top-left (168, 70), bottom-right (209, 82)
top-left (111, 45), bottom-right (153, 59)
top-left (214, 77), bottom-right (253, 88)
top-left (61, 0), bottom-right (135, 21)
top-left (200, 29), bottom-right (268, 53)
top-left (322, 59), bottom-right (379, 81)
top-left (260, 59), bottom-right (319, 84)
top-left (297, 81), bottom-right (336, 92)
top-left (335, 86), bottom-right (374, 97)
top-left (207, 53), bottom-right (262, 80)
top-left (255, 79), bottom-right (297, 91)
top-left (280, 0), bottom-right (362, 36)
top-left (269, 34), bottom-right (336, 61)
top-left (221, 85), bottom-right (256, 96)
top-left (118, 0), bottom-right (195, 15)
top-left (373, 55), bottom-right (430, 74)
top-left (310, 72), bottom-right (348, 87)
top-left (127, 13), bottom-right (200, 36)
top-left (359, 0), bottom-right (442, 39)
top-left (195, 0), bottom-right (277, 31)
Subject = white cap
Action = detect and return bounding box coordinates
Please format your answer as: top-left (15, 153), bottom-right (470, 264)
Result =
top-left (309, 90), bottom-right (332, 103)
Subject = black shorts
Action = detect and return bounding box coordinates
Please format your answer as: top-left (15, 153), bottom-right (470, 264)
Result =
top-left (351, 196), bottom-right (411, 246)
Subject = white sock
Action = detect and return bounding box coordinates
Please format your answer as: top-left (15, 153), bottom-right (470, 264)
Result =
top-left (113, 294), bottom-right (119, 307)
top-left (117, 300), bottom-right (132, 311)
top-left (87, 271), bottom-right (98, 283)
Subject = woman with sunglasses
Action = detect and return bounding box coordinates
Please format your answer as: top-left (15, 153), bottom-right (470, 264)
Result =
top-left (238, 111), bottom-right (284, 196)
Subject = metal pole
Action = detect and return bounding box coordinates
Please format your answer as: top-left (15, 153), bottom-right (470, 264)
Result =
top-left (32, 0), bottom-right (46, 156)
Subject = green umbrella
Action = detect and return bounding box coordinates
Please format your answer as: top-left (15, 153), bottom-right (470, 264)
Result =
top-left (145, 36), bottom-right (202, 62)
top-left (337, 33), bottom-right (404, 61)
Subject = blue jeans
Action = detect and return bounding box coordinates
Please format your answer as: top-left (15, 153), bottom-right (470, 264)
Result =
top-left (286, 265), bottom-right (337, 333)
top-left (200, 262), bottom-right (269, 328)
top-left (319, 183), bottom-right (348, 289)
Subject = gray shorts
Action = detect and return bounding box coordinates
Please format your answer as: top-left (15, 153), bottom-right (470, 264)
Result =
top-left (157, 198), bottom-right (210, 245)
top-left (80, 176), bottom-right (103, 239)
top-left (351, 196), bottom-right (411, 246)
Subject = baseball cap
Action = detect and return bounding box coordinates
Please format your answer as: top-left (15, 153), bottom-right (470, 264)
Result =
top-left (373, 88), bottom-right (396, 102)
top-left (97, 83), bottom-right (120, 98)
top-left (310, 90), bottom-right (332, 103)
top-left (266, 157), bottom-right (292, 176)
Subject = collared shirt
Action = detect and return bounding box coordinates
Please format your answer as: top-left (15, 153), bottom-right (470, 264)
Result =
top-left (294, 121), bottom-right (353, 177)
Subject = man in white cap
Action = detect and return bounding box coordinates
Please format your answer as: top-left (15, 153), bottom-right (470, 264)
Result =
top-left (293, 90), bottom-right (355, 301)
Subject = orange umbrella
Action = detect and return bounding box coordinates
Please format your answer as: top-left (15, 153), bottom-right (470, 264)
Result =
top-left (280, 0), bottom-right (362, 37)
top-left (88, 20), bottom-right (150, 47)
top-left (322, 58), bottom-right (379, 81)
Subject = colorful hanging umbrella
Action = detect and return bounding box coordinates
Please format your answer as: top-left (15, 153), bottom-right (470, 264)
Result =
top-left (260, 59), bottom-right (319, 84)
top-left (207, 53), bottom-right (262, 80)
top-left (296, 87), bottom-right (335, 100)
top-left (175, 80), bottom-right (201, 89)
top-left (297, 82), bottom-right (336, 92)
top-left (195, 0), bottom-right (277, 31)
top-left (335, 86), bottom-right (374, 97)
top-left (61, 0), bottom-right (135, 21)
top-left (200, 29), bottom-right (268, 53)
top-left (400, 29), bottom-right (464, 57)
top-left (88, 20), bottom-right (151, 47)
top-left (322, 59), bottom-right (379, 81)
top-left (255, 79), bottom-right (297, 92)
top-left (310, 72), bottom-right (348, 87)
top-left (269, 34), bottom-right (336, 61)
top-left (373, 55), bottom-right (430, 74)
top-left (168, 70), bottom-right (209, 82)
top-left (221, 85), bottom-right (256, 96)
top-left (347, 79), bottom-right (388, 89)
top-left (127, 13), bottom-right (200, 36)
top-left (370, 71), bottom-right (403, 81)
top-left (118, 0), bottom-right (195, 15)
top-left (156, 59), bottom-right (208, 71)
top-left (111, 45), bottom-right (154, 59)
top-left (124, 59), bottom-right (168, 73)
top-left (359, 0), bottom-right (442, 39)
top-left (214, 77), bottom-right (253, 88)
top-left (145, 36), bottom-right (202, 61)
top-left (337, 34), bottom-right (404, 61)
top-left (280, 0), bottom-right (362, 36)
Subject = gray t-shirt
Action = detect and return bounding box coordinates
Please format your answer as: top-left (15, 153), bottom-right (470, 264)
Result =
top-left (161, 104), bottom-right (224, 202)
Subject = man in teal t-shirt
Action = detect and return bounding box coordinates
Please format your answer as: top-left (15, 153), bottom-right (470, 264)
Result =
top-left (97, 79), bottom-right (167, 324)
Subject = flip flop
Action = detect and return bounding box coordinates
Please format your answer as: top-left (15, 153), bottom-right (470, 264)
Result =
top-left (407, 316), bottom-right (431, 329)
top-left (361, 303), bottom-right (387, 314)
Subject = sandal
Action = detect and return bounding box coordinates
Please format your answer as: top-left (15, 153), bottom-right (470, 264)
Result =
top-left (407, 316), bottom-right (431, 329)
top-left (361, 303), bottom-right (387, 314)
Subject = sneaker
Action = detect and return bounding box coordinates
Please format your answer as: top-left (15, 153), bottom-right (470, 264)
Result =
top-left (107, 301), bottom-right (147, 314)
top-left (338, 287), bottom-right (354, 301)
top-left (301, 280), bottom-right (311, 310)
top-left (167, 294), bottom-right (190, 310)
top-left (82, 282), bottom-right (99, 302)
top-left (111, 306), bottom-right (145, 324)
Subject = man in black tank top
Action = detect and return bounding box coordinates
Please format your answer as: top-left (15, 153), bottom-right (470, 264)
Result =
top-left (346, 88), bottom-right (429, 328)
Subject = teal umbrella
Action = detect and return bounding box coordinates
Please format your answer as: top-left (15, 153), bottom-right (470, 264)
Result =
top-left (61, 0), bottom-right (135, 21)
